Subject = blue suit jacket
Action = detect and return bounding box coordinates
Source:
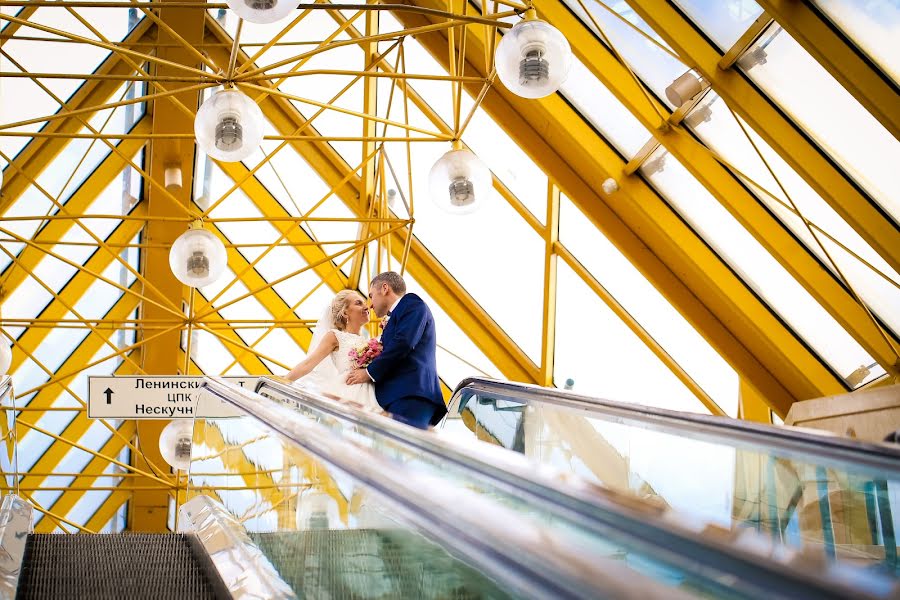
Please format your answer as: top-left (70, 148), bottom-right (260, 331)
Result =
top-left (367, 293), bottom-right (446, 426)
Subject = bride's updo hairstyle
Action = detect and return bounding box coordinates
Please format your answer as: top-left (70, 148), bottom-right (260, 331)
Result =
top-left (330, 290), bottom-right (361, 332)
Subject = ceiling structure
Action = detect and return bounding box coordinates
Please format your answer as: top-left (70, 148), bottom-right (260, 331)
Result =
top-left (0, 0), bottom-right (897, 532)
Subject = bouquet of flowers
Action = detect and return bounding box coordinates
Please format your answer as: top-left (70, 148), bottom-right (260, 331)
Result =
top-left (348, 338), bottom-right (383, 369)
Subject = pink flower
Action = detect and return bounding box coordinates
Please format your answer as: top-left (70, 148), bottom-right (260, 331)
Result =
top-left (348, 339), bottom-right (383, 369)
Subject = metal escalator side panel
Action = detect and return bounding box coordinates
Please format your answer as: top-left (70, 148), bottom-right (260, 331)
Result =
top-left (0, 495), bottom-right (31, 600)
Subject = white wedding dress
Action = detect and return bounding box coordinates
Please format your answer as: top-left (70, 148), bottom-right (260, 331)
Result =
top-left (296, 328), bottom-right (382, 412)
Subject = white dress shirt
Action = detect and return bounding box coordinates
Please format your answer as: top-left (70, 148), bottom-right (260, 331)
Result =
top-left (365, 295), bottom-right (403, 382)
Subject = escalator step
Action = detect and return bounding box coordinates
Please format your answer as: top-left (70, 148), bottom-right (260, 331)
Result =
top-left (16, 533), bottom-right (220, 600)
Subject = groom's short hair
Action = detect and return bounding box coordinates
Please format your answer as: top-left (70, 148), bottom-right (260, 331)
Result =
top-left (372, 271), bottom-right (406, 295)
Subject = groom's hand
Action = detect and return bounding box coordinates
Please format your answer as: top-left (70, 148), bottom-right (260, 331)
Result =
top-left (346, 369), bottom-right (370, 385)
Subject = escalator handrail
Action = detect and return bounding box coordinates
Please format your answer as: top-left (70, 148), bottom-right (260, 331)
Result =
top-left (252, 376), bottom-right (894, 600)
top-left (450, 378), bottom-right (900, 472)
top-left (199, 376), bottom-right (684, 600)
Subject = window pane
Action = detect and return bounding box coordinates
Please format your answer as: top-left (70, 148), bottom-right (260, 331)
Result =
top-left (738, 25), bottom-right (900, 221)
top-left (554, 261), bottom-right (711, 413)
top-left (559, 195), bottom-right (739, 415)
top-left (811, 0), bottom-right (900, 84)
top-left (671, 0), bottom-right (765, 51)
top-left (641, 147), bottom-right (879, 384)
top-left (561, 0), bottom-right (688, 109)
top-left (685, 93), bottom-right (900, 337)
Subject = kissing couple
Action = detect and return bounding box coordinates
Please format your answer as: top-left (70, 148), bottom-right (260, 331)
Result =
top-left (286, 271), bottom-right (446, 429)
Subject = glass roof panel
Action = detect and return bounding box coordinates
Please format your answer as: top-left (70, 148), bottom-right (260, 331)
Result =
top-left (684, 93), bottom-right (900, 337)
top-left (554, 261), bottom-right (711, 413)
top-left (670, 0), bottom-right (765, 51)
top-left (559, 195), bottom-right (739, 416)
top-left (561, 0), bottom-right (687, 109)
top-left (738, 24), bottom-right (900, 221)
top-left (558, 57), bottom-right (647, 158)
top-left (810, 0), bottom-right (900, 84)
top-left (641, 147), bottom-right (879, 385)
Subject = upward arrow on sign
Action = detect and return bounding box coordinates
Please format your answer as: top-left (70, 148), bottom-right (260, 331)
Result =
top-left (104, 388), bottom-right (113, 404)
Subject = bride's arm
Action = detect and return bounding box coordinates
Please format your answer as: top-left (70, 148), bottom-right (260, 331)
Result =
top-left (285, 331), bottom-right (339, 381)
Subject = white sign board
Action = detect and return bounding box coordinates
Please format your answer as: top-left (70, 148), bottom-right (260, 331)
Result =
top-left (88, 376), bottom-right (256, 419)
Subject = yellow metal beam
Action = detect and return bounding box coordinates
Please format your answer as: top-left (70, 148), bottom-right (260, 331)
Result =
top-left (624, 0), bottom-right (900, 274)
top-left (0, 18), bottom-right (155, 213)
top-left (540, 184), bottom-right (559, 387)
top-left (536, 0), bottom-right (900, 377)
top-left (3, 214), bottom-right (146, 378)
top-left (400, 0), bottom-right (844, 414)
top-left (755, 0), bottom-right (900, 139)
top-left (204, 17), bottom-right (540, 384)
top-left (130, 0), bottom-right (206, 532)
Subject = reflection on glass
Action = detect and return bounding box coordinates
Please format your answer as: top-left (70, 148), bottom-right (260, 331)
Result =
top-left (811, 0), bottom-right (900, 84)
top-left (559, 196), bottom-right (739, 414)
top-left (451, 385), bottom-right (900, 577)
top-left (187, 413), bottom-right (514, 599)
top-left (671, 0), bottom-right (764, 51)
top-left (738, 24), bottom-right (900, 221)
top-left (640, 146), bottom-right (877, 382)
top-left (685, 92), bottom-right (900, 342)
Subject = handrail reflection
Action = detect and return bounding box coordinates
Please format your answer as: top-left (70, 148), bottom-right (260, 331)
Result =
top-left (450, 378), bottom-right (900, 472)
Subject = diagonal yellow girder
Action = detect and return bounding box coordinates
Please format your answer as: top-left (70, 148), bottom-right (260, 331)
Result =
top-left (1, 18), bottom-right (155, 213)
top-left (0, 121), bottom-right (149, 298)
top-left (398, 0), bottom-right (844, 413)
top-left (204, 17), bottom-right (541, 384)
top-left (623, 0), bottom-right (900, 275)
top-left (537, 0), bottom-right (900, 377)
top-left (755, 0), bottom-right (900, 140)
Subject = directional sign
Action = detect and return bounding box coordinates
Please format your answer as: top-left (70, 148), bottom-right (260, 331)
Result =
top-left (88, 376), bottom-right (256, 419)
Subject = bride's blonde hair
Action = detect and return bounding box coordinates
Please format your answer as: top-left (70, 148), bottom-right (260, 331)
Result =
top-left (330, 290), bottom-right (363, 332)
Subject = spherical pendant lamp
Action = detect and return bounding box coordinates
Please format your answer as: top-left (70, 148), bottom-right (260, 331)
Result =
top-left (159, 420), bottom-right (193, 471)
top-left (169, 226), bottom-right (227, 288)
top-left (495, 11), bottom-right (572, 99)
top-left (194, 88), bottom-right (264, 162)
top-left (225, 0), bottom-right (301, 24)
top-left (428, 142), bottom-right (492, 215)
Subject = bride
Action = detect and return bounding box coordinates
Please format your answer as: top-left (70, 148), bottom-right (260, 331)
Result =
top-left (285, 290), bottom-right (381, 412)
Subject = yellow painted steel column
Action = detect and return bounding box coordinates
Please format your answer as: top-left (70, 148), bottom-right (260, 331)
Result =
top-left (540, 184), bottom-right (559, 387)
top-left (130, 1), bottom-right (205, 532)
top-left (624, 0), bottom-right (900, 274)
top-left (536, 0), bottom-right (900, 375)
top-left (738, 379), bottom-right (772, 424)
top-left (755, 0), bottom-right (900, 140)
top-left (396, 0), bottom-right (844, 415)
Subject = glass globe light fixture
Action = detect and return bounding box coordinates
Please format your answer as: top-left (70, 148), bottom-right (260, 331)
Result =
top-left (495, 10), bottom-right (572, 99)
top-left (225, 0), bottom-right (300, 24)
top-left (0, 342), bottom-right (11, 375)
top-left (159, 420), bottom-right (193, 471)
top-left (169, 225), bottom-right (227, 288)
top-left (194, 87), bottom-right (264, 162)
top-left (428, 142), bottom-right (491, 215)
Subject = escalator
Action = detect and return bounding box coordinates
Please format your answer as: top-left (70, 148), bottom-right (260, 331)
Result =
top-left (201, 377), bottom-right (898, 598)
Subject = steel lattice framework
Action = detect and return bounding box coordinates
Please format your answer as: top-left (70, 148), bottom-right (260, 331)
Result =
top-left (0, 0), bottom-right (897, 532)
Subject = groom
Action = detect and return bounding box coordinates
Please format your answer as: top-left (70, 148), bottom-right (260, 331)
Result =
top-left (345, 271), bottom-right (446, 429)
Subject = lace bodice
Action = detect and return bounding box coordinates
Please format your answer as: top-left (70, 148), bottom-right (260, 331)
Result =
top-left (329, 329), bottom-right (368, 374)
